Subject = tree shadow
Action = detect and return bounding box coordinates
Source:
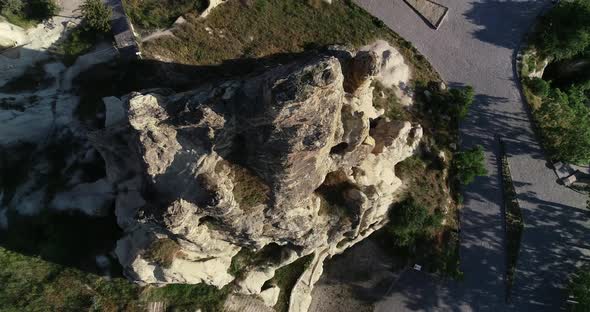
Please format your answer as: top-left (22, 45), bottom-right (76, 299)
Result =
top-left (463, 0), bottom-right (548, 50)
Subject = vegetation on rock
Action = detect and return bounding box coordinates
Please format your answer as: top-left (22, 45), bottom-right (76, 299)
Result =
top-left (143, 238), bottom-right (182, 268)
top-left (270, 254), bottom-right (314, 312)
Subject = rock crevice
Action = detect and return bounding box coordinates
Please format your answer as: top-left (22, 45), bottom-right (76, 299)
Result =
top-left (92, 44), bottom-right (421, 310)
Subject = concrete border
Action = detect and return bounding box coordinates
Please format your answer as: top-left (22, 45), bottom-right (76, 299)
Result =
top-left (403, 0), bottom-right (449, 30)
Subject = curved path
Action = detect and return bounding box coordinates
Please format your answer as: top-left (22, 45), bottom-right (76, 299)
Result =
top-left (354, 0), bottom-right (589, 311)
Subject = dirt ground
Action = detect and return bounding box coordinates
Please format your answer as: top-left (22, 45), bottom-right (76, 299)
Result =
top-left (309, 238), bottom-right (400, 312)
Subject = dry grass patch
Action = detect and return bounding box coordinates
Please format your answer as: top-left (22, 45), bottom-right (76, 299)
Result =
top-left (396, 155), bottom-right (455, 227)
top-left (216, 160), bottom-right (270, 210)
top-left (143, 238), bottom-right (182, 268)
top-left (141, 0), bottom-right (438, 83)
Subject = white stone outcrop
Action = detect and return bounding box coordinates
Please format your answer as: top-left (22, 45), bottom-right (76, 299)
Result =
top-left (360, 40), bottom-right (413, 106)
top-left (92, 43), bottom-right (421, 312)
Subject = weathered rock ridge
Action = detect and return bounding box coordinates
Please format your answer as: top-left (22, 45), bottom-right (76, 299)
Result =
top-left (91, 45), bottom-right (422, 311)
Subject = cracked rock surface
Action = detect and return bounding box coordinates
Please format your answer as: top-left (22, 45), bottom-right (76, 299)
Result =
top-left (91, 45), bottom-right (422, 309)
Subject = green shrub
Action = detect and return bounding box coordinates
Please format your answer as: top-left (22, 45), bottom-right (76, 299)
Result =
top-left (81, 0), bottom-right (112, 33)
top-left (0, 247), bottom-right (142, 311)
top-left (53, 26), bottom-right (97, 65)
top-left (216, 160), bottom-right (269, 210)
top-left (526, 77), bottom-right (550, 98)
top-left (536, 87), bottom-right (590, 164)
top-left (385, 198), bottom-right (443, 247)
top-left (536, 0), bottom-right (590, 60)
top-left (427, 85), bottom-right (474, 121)
top-left (448, 86), bottom-right (475, 120)
top-left (454, 145), bottom-right (487, 185)
top-left (228, 247), bottom-right (256, 277)
top-left (142, 283), bottom-right (228, 312)
top-left (270, 254), bottom-right (314, 312)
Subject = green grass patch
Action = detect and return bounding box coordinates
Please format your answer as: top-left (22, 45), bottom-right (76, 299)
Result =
top-left (0, 246), bottom-right (229, 311)
top-left (1, 11), bottom-right (37, 28)
top-left (123, 0), bottom-right (208, 30)
top-left (142, 283), bottom-right (229, 312)
top-left (0, 246), bottom-right (143, 312)
top-left (228, 243), bottom-right (284, 278)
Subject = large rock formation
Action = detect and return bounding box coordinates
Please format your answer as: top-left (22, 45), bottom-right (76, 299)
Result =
top-left (91, 45), bottom-right (422, 311)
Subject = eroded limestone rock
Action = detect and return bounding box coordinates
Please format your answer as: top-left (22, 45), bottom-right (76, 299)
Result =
top-left (92, 43), bottom-right (421, 311)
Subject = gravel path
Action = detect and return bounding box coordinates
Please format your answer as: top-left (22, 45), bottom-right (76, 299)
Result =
top-left (354, 0), bottom-right (588, 311)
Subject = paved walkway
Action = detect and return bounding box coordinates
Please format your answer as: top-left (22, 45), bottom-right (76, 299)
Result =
top-left (354, 0), bottom-right (589, 311)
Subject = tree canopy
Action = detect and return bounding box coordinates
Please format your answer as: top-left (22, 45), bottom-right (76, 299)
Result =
top-left (537, 0), bottom-right (590, 60)
top-left (81, 0), bottom-right (112, 33)
top-left (386, 198), bottom-right (443, 247)
top-left (537, 87), bottom-right (590, 164)
top-left (454, 145), bottom-right (487, 185)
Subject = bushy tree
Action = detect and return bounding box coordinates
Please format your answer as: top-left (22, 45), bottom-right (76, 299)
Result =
top-left (449, 86), bottom-right (475, 120)
top-left (428, 85), bottom-right (475, 121)
top-left (537, 87), bottom-right (590, 164)
top-left (537, 0), bottom-right (590, 60)
top-left (526, 77), bottom-right (551, 98)
top-left (454, 145), bottom-right (487, 185)
top-left (81, 0), bottom-right (112, 33)
top-left (386, 198), bottom-right (443, 247)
